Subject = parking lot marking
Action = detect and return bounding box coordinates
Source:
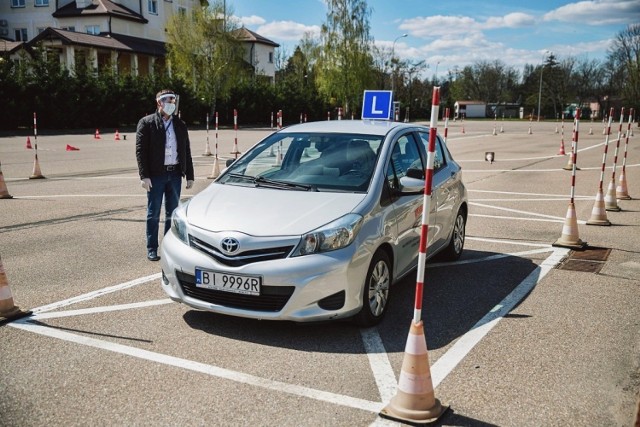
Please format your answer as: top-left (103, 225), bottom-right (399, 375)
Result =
top-left (10, 319), bottom-right (382, 413)
top-left (430, 247), bottom-right (569, 387)
top-left (360, 328), bottom-right (397, 402)
top-left (469, 201), bottom-right (588, 224)
top-left (32, 299), bottom-right (172, 320)
top-left (32, 273), bottom-right (161, 314)
top-left (466, 237), bottom-right (551, 247)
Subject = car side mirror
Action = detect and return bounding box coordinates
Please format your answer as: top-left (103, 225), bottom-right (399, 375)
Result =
top-left (399, 176), bottom-right (425, 193)
top-left (225, 159), bottom-right (236, 167)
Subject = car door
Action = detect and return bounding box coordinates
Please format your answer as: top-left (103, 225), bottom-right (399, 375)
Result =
top-left (384, 133), bottom-right (436, 278)
top-left (418, 132), bottom-right (456, 253)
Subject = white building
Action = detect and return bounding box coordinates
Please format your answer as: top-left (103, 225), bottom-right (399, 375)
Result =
top-left (0, 0), bottom-right (278, 79)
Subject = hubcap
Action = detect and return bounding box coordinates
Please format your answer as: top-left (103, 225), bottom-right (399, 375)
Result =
top-left (453, 214), bottom-right (465, 254)
top-left (368, 260), bottom-right (390, 316)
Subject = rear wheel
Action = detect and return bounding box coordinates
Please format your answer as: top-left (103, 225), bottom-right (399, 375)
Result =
top-left (354, 250), bottom-right (391, 327)
top-left (439, 209), bottom-right (466, 261)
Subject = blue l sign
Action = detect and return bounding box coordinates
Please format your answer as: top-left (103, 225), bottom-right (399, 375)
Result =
top-left (361, 90), bottom-right (393, 120)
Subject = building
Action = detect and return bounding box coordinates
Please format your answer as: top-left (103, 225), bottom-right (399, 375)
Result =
top-left (0, 0), bottom-right (278, 79)
top-left (454, 100), bottom-right (486, 119)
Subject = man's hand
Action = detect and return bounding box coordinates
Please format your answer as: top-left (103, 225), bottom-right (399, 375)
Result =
top-left (186, 180), bottom-right (194, 189)
top-left (141, 178), bottom-right (152, 192)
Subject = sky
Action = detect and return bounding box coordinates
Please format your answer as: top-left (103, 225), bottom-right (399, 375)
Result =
top-left (229, 0), bottom-right (640, 79)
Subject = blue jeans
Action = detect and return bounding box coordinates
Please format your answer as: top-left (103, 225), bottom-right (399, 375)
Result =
top-left (146, 171), bottom-right (182, 251)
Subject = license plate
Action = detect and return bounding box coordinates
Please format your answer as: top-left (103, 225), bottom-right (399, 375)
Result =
top-left (195, 268), bottom-right (261, 296)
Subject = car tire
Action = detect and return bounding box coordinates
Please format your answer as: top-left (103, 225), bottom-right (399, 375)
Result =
top-left (439, 208), bottom-right (466, 261)
top-left (354, 250), bottom-right (392, 327)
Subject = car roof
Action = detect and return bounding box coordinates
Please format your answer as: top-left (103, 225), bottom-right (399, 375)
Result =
top-left (278, 119), bottom-right (428, 136)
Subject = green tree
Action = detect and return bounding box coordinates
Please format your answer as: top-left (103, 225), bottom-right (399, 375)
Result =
top-left (316, 0), bottom-right (375, 116)
top-left (165, 0), bottom-right (247, 117)
top-left (607, 23), bottom-right (640, 114)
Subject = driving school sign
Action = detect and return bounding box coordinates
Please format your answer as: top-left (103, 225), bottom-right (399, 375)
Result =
top-left (362, 90), bottom-right (393, 120)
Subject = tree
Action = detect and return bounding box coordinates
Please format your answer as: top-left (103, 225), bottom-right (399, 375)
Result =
top-left (315, 0), bottom-right (375, 116)
top-left (165, 0), bottom-right (247, 117)
top-left (607, 23), bottom-right (640, 114)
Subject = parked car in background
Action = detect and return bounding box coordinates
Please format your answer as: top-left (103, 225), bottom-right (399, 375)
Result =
top-left (160, 120), bottom-right (467, 326)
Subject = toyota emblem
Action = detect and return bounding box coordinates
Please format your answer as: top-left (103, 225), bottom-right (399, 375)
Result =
top-left (220, 237), bottom-right (240, 255)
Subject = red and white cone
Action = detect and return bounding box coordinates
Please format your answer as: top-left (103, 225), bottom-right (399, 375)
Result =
top-left (604, 178), bottom-right (621, 211)
top-left (586, 188), bottom-right (611, 226)
top-left (380, 321), bottom-right (447, 424)
top-left (208, 156), bottom-right (221, 179)
top-left (114, 130), bottom-right (121, 141)
top-left (616, 171), bottom-right (631, 200)
top-left (94, 129), bottom-right (101, 139)
top-left (0, 162), bottom-right (13, 199)
top-left (553, 202), bottom-right (586, 248)
top-left (25, 136), bottom-right (32, 149)
top-left (0, 255), bottom-right (32, 324)
top-left (29, 154), bottom-right (45, 179)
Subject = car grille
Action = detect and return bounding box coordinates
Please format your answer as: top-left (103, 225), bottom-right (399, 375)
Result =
top-left (176, 271), bottom-right (294, 312)
top-left (189, 235), bottom-right (294, 267)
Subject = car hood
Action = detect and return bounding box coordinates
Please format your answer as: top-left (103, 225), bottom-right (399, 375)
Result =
top-left (186, 183), bottom-right (366, 236)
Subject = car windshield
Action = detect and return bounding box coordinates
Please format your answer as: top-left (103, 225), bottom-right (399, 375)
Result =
top-left (218, 132), bottom-right (383, 192)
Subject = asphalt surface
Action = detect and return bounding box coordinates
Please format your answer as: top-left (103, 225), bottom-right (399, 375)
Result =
top-left (1, 117), bottom-right (639, 426)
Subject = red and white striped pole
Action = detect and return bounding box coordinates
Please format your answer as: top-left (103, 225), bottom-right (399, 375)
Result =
top-left (215, 111), bottom-right (219, 159)
top-left (338, 107), bottom-right (342, 120)
top-left (586, 107), bottom-right (614, 226)
top-left (443, 107), bottom-right (449, 144)
top-left (29, 112), bottom-right (45, 179)
top-left (270, 111), bottom-right (274, 129)
top-left (230, 109), bottom-right (241, 158)
top-left (414, 86), bottom-right (440, 323)
top-left (605, 108), bottom-right (625, 211)
top-left (208, 111), bottom-right (221, 179)
top-left (203, 113), bottom-right (212, 156)
top-left (553, 108), bottom-right (585, 248)
top-left (278, 110), bottom-right (283, 129)
top-left (558, 113), bottom-right (566, 155)
top-left (617, 107), bottom-right (634, 199)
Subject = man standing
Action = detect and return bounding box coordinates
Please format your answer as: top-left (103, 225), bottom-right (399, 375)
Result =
top-left (136, 89), bottom-right (194, 261)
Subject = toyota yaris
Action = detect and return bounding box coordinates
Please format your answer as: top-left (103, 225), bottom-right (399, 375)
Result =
top-left (160, 120), bottom-right (467, 326)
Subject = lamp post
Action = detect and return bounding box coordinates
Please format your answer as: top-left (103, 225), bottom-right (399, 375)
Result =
top-left (434, 61), bottom-right (440, 85)
top-left (537, 52), bottom-right (550, 122)
top-left (390, 34), bottom-right (407, 94)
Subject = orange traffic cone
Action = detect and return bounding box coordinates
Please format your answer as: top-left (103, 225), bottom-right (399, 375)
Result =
top-left (0, 162), bottom-right (13, 199)
top-left (586, 188), bottom-right (611, 226)
top-left (94, 129), bottom-right (101, 139)
top-left (66, 144), bottom-right (80, 151)
top-left (25, 136), bottom-right (32, 149)
top-left (558, 137), bottom-right (566, 155)
top-left (0, 255), bottom-right (32, 324)
top-left (553, 202), bottom-right (587, 249)
top-left (29, 154), bottom-right (45, 179)
top-left (461, 125), bottom-right (465, 134)
top-left (380, 321), bottom-right (448, 424)
top-left (604, 178), bottom-right (621, 211)
top-left (616, 171), bottom-right (631, 200)
top-left (114, 130), bottom-right (121, 141)
top-left (208, 156), bottom-right (221, 179)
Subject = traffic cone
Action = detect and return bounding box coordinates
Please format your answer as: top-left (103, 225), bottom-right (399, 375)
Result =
top-left (94, 129), bottom-right (101, 139)
top-left (25, 136), bottom-right (32, 149)
top-left (114, 130), bottom-right (121, 141)
top-left (588, 127), bottom-right (593, 135)
top-left (66, 144), bottom-right (80, 151)
top-left (230, 140), bottom-right (241, 157)
top-left (553, 202), bottom-right (587, 249)
top-left (616, 171), bottom-right (631, 200)
top-left (208, 156), bottom-right (221, 179)
top-left (604, 178), bottom-right (621, 211)
top-left (0, 255), bottom-right (32, 324)
top-left (586, 188), bottom-right (611, 226)
top-left (0, 162), bottom-right (13, 199)
top-left (273, 146), bottom-right (283, 166)
top-left (380, 321), bottom-right (447, 424)
top-left (461, 125), bottom-right (465, 134)
top-left (558, 137), bottom-right (566, 155)
top-left (528, 125), bottom-right (532, 134)
top-left (203, 139), bottom-right (212, 156)
top-left (29, 154), bottom-right (45, 179)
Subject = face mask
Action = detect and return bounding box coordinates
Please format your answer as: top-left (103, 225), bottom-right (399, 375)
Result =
top-left (162, 102), bottom-right (176, 116)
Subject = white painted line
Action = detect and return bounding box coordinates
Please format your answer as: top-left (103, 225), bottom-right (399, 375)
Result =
top-left (9, 320), bottom-right (381, 414)
top-left (469, 189), bottom-right (588, 198)
top-left (470, 213), bottom-right (567, 224)
top-left (470, 197), bottom-right (592, 202)
top-left (32, 299), bottom-right (173, 320)
top-left (360, 328), bottom-right (397, 403)
top-left (428, 247), bottom-right (554, 268)
top-left (466, 236), bottom-right (551, 248)
top-left (32, 273), bottom-right (161, 314)
top-left (430, 248), bottom-right (570, 387)
top-left (470, 201), bottom-right (588, 224)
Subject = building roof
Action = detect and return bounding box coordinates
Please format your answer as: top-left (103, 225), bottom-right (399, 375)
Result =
top-left (29, 27), bottom-right (165, 56)
top-left (234, 27), bottom-right (279, 47)
top-left (0, 40), bottom-right (27, 55)
top-left (454, 100), bottom-right (486, 105)
top-left (53, 0), bottom-right (147, 24)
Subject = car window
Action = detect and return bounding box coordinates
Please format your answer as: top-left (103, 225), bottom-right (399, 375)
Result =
top-left (386, 133), bottom-right (423, 190)
top-left (418, 132), bottom-right (446, 172)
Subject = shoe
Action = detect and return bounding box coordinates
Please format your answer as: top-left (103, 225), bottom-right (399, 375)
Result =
top-left (147, 250), bottom-right (160, 261)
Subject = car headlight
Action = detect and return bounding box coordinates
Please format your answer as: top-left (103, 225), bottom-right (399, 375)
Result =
top-left (171, 201), bottom-right (190, 244)
top-left (293, 213), bottom-right (363, 256)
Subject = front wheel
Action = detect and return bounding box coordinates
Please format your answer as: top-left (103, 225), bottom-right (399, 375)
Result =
top-left (353, 250), bottom-right (392, 327)
top-left (439, 209), bottom-right (466, 261)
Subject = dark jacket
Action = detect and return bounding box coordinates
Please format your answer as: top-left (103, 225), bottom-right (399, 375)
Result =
top-left (136, 112), bottom-right (195, 180)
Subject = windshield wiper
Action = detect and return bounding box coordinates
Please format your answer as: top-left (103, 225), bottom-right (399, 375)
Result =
top-left (254, 176), bottom-right (314, 191)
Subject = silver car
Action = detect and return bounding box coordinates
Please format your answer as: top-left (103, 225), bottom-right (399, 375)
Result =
top-left (160, 120), bottom-right (467, 326)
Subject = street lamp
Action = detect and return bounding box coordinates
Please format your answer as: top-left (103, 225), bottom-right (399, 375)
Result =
top-left (390, 34), bottom-right (407, 93)
top-left (434, 61), bottom-right (440, 85)
top-left (537, 51), bottom-right (550, 122)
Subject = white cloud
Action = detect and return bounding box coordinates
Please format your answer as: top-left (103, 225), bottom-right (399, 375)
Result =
top-left (399, 12), bottom-right (536, 38)
top-left (238, 15), bottom-right (266, 26)
top-left (543, 0), bottom-right (640, 25)
top-left (256, 21), bottom-right (322, 42)
top-left (485, 12), bottom-right (536, 29)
